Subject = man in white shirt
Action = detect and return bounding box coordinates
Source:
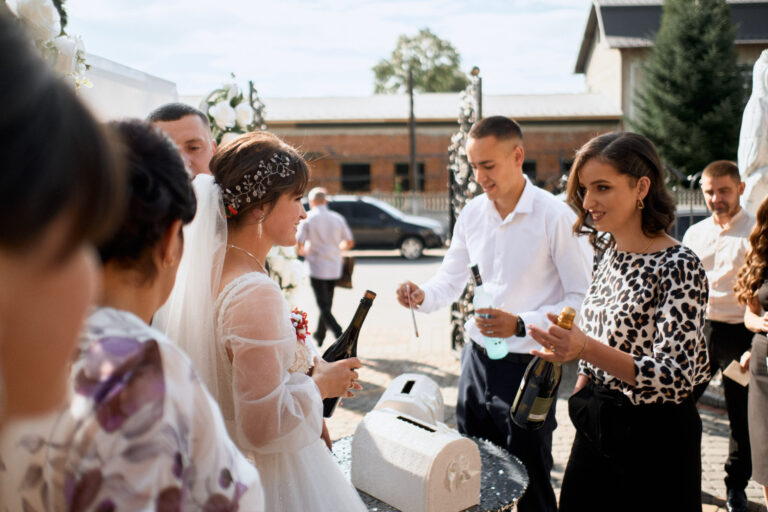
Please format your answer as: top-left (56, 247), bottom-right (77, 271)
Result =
top-left (396, 116), bottom-right (592, 512)
top-left (298, 188), bottom-right (354, 346)
top-left (683, 160), bottom-right (755, 512)
top-left (148, 103), bottom-right (216, 177)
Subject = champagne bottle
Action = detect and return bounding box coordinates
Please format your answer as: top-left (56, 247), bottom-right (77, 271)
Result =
top-left (510, 306), bottom-right (576, 430)
top-left (469, 264), bottom-right (508, 360)
top-left (321, 289), bottom-right (376, 417)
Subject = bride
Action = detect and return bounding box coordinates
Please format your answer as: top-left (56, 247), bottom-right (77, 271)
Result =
top-left (157, 131), bottom-right (366, 511)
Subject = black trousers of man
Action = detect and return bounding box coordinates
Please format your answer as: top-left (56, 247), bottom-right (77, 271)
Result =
top-left (310, 277), bottom-right (343, 345)
top-left (458, 341), bottom-right (558, 512)
top-left (693, 320), bottom-right (752, 494)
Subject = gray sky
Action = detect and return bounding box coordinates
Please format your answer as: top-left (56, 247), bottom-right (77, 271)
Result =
top-left (64, 0), bottom-right (594, 97)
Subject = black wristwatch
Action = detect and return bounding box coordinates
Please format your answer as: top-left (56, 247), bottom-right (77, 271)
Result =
top-left (515, 316), bottom-right (526, 337)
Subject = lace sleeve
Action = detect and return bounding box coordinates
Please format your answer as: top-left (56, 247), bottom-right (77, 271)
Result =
top-left (217, 274), bottom-right (323, 455)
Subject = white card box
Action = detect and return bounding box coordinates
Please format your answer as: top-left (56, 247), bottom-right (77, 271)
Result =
top-left (374, 373), bottom-right (445, 426)
top-left (351, 409), bottom-right (481, 512)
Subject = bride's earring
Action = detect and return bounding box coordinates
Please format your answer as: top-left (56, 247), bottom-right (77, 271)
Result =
top-left (258, 216), bottom-right (264, 239)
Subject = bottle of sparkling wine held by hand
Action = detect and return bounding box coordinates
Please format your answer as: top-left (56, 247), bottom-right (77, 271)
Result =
top-left (510, 306), bottom-right (576, 430)
top-left (321, 289), bottom-right (376, 417)
top-left (469, 264), bottom-right (508, 360)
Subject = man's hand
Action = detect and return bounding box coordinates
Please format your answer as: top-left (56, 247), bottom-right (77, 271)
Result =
top-left (474, 308), bottom-right (518, 338)
top-left (740, 350), bottom-right (752, 372)
top-left (396, 281), bottom-right (424, 308)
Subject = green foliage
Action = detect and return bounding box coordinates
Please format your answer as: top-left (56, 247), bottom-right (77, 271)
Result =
top-left (632, 0), bottom-right (746, 179)
top-left (373, 28), bottom-right (470, 94)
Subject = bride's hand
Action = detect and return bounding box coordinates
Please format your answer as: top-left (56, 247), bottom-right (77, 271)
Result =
top-left (312, 356), bottom-right (363, 399)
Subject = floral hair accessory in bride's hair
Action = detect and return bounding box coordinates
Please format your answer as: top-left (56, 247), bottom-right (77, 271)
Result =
top-left (221, 153), bottom-right (295, 218)
top-left (290, 308), bottom-right (310, 344)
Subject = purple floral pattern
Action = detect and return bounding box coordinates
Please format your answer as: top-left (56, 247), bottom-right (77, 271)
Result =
top-left (1, 308), bottom-right (262, 511)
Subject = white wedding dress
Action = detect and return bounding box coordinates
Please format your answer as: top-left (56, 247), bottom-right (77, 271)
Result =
top-left (214, 271), bottom-right (366, 511)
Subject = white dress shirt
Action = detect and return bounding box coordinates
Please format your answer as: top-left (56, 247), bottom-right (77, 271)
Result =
top-left (419, 178), bottom-right (594, 354)
top-left (297, 204), bottom-right (353, 280)
top-left (682, 208), bottom-right (755, 323)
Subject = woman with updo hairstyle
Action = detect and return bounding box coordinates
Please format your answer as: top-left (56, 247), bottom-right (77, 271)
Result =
top-left (203, 131), bottom-right (366, 511)
top-left (3, 119), bottom-right (265, 511)
top-left (528, 132), bottom-right (709, 511)
top-left (735, 194), bottom-right (768, 508)
top-left (0, 11), bottom-right (123, 430)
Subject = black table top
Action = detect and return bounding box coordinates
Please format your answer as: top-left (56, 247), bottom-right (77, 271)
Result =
top-left (332, 435), bottom-right (528, 512)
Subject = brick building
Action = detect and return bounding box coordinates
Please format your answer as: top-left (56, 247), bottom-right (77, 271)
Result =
top-left (262, 93), bottom-right (621, 194)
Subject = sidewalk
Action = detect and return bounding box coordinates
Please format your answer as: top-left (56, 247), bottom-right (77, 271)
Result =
top-left (294, 253), bottom-right (767, 511)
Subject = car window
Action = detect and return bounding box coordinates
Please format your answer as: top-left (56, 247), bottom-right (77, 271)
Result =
top-left (353, 202), bottom-right (387, 220)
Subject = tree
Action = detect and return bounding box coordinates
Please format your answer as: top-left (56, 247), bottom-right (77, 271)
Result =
top-left (632, 0), bottom-right (746, 179)
top-left (373, 28), bottom-right (469, 94)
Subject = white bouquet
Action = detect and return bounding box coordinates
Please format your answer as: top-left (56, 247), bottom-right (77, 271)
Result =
top-left (200, 76), bottom-right (267, 145)
top-left (267, 245), bottom-right (307, 306)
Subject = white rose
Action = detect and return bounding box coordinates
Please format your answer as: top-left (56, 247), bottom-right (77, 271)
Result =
top-left (52, 34), bottom-right (83, 76)
top-left (225, 83), bottom-right (240, 101)
top-left (15, 0), bottom-right (61, 42)
top-left (235, 103), bottom-right (255, 129)
top-left (208, 101), bottom-right (236, 129)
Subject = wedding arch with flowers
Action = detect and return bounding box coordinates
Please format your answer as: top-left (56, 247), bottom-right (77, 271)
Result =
top-left (201, 77), bottom-right (307, 303)
top-left (199, 77), bottom-right (267, 146)
top-left (5, 0), bottom-right (91, 88)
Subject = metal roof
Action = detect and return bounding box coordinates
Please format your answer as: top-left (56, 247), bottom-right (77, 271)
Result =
top-left (181, 92), bottom-right (623, 123)
top-left (575, 0), bottom-right (768, 72)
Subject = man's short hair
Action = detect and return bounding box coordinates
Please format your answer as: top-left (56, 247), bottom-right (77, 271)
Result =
top-left (147, 102), bottom-right (209, 128)
top-left (308, 187), bottom-right (327, 203)
top-left (702, 160), bottom-right (740, 182)
top-left (468, 116), bottom-right (523, 141)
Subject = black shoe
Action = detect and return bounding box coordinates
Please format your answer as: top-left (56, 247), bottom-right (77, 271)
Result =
top-left (313, 333), bottom-right (324, 347)
top-left (726, 488), bottom-right (748, 512)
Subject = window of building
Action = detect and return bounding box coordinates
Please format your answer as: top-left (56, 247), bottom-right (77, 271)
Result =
top-left (394, 162), bottom-right (426, 192)
top-left (523, 160), bottom-right (537, 181)
top-left (341, 163), bottom-right (371, 192)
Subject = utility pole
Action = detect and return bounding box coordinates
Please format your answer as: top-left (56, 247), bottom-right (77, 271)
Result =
top-left (408, 67), bottom-right (418, 214)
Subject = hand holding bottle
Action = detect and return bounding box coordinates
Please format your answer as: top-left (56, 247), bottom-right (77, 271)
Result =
top-left (529, 311), bottom-right (590, 362)
top-left (312, 356), bottom-right (363, 399)
top-left (396, 281), bottom-right (424, 309)
top-left (474, 308), bottom-right (519, 338)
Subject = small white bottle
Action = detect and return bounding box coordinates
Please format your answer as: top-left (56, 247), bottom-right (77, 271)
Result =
top-left (469, 264), bottom-right (508, 359)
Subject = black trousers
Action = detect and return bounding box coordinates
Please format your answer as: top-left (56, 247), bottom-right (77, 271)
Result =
top-left (693, 319), bottom-right (752, 492)
top-left (559, 380), bottom-right (702, 512)
top-left (310, 277), bottom-right (343, 343)
top-left (457, 342), bottom-right (557, 512)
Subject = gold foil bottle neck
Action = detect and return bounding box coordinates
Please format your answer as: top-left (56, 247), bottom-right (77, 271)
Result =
top-left (557, 307), bottom-right (576, 330)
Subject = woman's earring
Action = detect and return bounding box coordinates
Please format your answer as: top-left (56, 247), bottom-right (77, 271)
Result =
top-left (258, 216), bottom-right (264, 239)
top-left (636, 198), bottom-right (645, 210)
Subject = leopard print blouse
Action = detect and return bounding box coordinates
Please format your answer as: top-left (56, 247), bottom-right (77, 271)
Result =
top-left (578, 244), bottom-right (710, 405)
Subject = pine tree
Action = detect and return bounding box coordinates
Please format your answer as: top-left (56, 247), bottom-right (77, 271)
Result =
top-left (632, 0), bottom-right (745, 179)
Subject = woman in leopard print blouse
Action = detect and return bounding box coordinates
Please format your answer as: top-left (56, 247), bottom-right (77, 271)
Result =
top-left (529, 132), bottom-right (709, 512)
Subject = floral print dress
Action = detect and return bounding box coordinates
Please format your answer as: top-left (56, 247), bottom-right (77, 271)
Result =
top-left (0, 307), bottom-right (264, 511)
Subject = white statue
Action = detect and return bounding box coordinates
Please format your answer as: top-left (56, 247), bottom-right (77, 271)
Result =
top-left (739, 50), bottom-right (768, 215)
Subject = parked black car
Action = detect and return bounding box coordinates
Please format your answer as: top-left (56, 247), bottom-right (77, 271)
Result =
top-left (302, 196), bottom-right (446, 259)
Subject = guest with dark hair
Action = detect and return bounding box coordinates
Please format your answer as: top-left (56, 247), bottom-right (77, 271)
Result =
top-left (735, 194), bottom-right (768, 509)
top-left (2, 120), bottom-right (264, 510)
top-left (530, 132), bottom-right (709, 511)
top-left (396, 115), bottom-right (593, 512)
top-left (148, 102), bottom-right (216, 177)
top-left (0, 11), bottom-right (124, 430)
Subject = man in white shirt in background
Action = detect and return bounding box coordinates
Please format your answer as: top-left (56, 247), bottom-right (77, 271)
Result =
top-left (396, 116), bottom-right (592, 512)
top-left (298, 187), bottom-right (354, 347)
top-left (148, 103), bottom-right (216, 177)
top-left (683, 160), bottom-right (755, 512)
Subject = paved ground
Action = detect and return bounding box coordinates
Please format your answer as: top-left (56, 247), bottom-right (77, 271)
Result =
top-left (293, 249), bottom-right (767, 511)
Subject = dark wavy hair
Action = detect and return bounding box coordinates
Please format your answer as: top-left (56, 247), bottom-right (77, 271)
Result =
top-left (566, 132), bottom-right (675, 251)
top-left (98, 119), bottom-right (196, 282)
top-left (0, 11), bottom-right (124, 258)
top-left (735, 196), bottom-right (768, 305)
top-left (211, 131), bottom-right (309, 229)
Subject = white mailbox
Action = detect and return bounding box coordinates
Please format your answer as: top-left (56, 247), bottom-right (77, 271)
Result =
top-left (351, 409), bottom-right (481, 512)
top-left (374, 373), bottom-right (445, 426)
